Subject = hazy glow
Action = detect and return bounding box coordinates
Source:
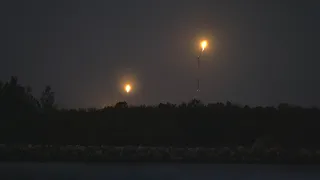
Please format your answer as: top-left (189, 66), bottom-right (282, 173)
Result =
top-left (201, 41), bottom-right (207, 51)
top-left (125, 84), bottom-right (131, 93)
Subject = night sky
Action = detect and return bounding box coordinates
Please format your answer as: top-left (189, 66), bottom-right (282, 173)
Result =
top-left (1, 1), bottom-right (320, 108)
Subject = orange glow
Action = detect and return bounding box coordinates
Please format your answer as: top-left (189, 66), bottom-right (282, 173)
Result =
top-left (125, 84), bottom-right (131, 93)
top-left (201, 40), bottom-right (207, 51)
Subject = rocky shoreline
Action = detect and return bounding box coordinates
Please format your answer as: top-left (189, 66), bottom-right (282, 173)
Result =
top-left (0, 144), bottom-right (319, 164)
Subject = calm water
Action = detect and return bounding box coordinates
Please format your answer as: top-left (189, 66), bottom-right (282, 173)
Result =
top-left (0, 163), bottom-right (320, 180)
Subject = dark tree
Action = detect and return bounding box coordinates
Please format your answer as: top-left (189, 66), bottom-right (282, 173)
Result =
top-left (0, 81), bottom-right (3, 91)
top-left (40, 86), bottom-right (55, 110)
top-left (1, 76), bottom-right (320, 149)
top-left (187, 99), bottom-right (203, 107)
top-left (115, 101), bottom-right (128, 108)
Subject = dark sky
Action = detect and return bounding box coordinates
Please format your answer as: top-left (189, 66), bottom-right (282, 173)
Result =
top-left (1, 0), bottom-right (320, 108)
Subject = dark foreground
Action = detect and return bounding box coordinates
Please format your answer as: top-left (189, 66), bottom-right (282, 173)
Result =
top-left (1, 163), bottom-right (320, 180)
top-left (1, 145), bottom-right (320, 164)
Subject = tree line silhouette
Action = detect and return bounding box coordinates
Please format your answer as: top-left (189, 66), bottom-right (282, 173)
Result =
top-left (1, 76), bottom-right (320, 149)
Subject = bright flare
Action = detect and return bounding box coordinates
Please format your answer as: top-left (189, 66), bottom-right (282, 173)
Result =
top-left (125, 84), bottom-right (131, 93)
top-left (201, 41), bottom-right (207, 51)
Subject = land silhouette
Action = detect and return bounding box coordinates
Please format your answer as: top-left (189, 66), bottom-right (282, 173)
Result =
top-left (0, 76), bottom-right (320, 163)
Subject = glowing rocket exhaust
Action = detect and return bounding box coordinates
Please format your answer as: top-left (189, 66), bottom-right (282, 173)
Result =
top-left (201, 41), bottom-right (207, 52)
top-left (125, 84), bottom-right (131, 93)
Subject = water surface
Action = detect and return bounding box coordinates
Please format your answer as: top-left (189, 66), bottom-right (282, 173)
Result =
top-left (0, 163), bottom-right (319, 180)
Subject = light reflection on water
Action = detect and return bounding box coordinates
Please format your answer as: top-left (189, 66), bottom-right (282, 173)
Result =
top-left (0, 163), bottom-right (320, 180)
